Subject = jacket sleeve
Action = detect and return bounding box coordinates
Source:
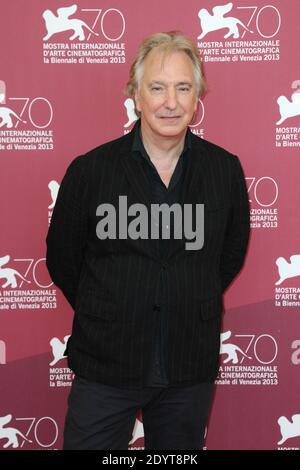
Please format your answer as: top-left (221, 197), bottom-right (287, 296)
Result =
top-left (46, 156), bottom-right (89, 309)
top-left (220, 156), bottom-right (250, 292)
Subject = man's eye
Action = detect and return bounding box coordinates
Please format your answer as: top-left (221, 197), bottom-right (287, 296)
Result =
top-left (151, 87), bottom-right (163, 92)
top-left (178, 87), bottom-right (190, 92)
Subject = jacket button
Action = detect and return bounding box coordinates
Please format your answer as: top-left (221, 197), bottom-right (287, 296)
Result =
top-left (153, 304), bottom-right (161, 311)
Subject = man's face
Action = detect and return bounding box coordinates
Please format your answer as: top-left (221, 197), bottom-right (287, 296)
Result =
top-left (134, 49), bottom-right (199, 140)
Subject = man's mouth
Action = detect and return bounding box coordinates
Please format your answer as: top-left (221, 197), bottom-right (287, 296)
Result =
top-left (158, 115), bottom-right (181, 120)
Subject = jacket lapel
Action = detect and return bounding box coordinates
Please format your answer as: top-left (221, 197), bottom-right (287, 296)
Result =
top-left (180, 133), bottom-right (207, 206)
top-left (166, 134), bottom-right (207, 259)
top-left (119, 125), bottom-right (152, 210)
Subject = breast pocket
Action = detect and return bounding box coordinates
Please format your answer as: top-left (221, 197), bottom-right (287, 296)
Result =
top-left (204, 204), bottom-right (230, 240)
top-left (205, 203), bottom-right (229, 215)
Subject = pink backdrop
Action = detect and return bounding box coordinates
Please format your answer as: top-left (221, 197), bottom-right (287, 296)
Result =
top-left (1, 0), bottom-right (300, 450)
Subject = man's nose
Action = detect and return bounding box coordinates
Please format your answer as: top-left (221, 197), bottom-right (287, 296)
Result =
top-left (164, 88), bottom-right (177, 109)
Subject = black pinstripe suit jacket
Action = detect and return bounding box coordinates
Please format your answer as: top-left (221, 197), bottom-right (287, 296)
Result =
top-left (46, 126), bottom-right (250, 387)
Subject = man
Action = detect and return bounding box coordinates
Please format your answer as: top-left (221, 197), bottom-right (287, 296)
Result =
top-left (46, 31), bottom-right (250, 450)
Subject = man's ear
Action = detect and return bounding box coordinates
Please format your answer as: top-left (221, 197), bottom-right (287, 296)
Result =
top-left (193, 94), bottom-right (199, 113)
top-left (134, 90), bottom-right (141, 113)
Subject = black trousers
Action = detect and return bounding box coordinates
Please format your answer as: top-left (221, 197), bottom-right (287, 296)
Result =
top-left (63, 376), bottom-right (214, 450)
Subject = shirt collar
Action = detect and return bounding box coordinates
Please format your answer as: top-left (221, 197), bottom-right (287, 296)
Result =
top-left (132, 119), bottom-right (191, 164)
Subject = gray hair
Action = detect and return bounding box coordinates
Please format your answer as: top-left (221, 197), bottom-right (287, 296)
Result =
top-left (126, 31), bottom-right (206, 99)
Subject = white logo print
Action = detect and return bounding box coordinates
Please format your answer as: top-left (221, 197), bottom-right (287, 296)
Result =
top-left (0, 255), bottom-right (31, 289)
top-left (0, 107), bottom-right (27, 129)
top-left (0, 340), bottom-right (6, 365)
top-left (0, 83), bottom-right (26, 128)
top-left (275, 255), bottom-right (300, 285)
top-left (48, 180), bottom-right (60, 209)
top-left (0, 80), bottom-right (54, 151)
top-left (0, 415), bottom-right (32, 449)
top-left (197, 2), bottom-right (253, 39)
top-left (129, 417), bottom-right (144, 446)
top-left (49, 335), bottom-right (70, 366)
top-left (0, 80), bottom-right (6, 104)
top-left (278, 414), bottom-right (300, 445)
top-left (43, 4), bottom-right (99, 41)
top-left (276, 81), bottom-right (300, 125)
top-left (220, 330), bottom-right (252, 364)
top-left (124, 98), bottom-right (138, 129)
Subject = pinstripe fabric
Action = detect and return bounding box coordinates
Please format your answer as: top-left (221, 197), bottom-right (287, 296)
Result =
top-left (46, 126), bottom-right (250, 387)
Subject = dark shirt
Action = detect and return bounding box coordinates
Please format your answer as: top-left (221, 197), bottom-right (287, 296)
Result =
top-left (131, 122), bottom-right (191, 386)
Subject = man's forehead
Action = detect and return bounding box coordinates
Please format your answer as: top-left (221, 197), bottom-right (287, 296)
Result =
top-left (145, 47), bottom-right (190, 63)
top-left (143, 49), bottom-right (194, 75)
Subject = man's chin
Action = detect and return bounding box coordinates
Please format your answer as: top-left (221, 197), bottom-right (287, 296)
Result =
top-left (153, 119), bottom-right (186, 132)
top-left (156, 125), bottom-right (186, 138)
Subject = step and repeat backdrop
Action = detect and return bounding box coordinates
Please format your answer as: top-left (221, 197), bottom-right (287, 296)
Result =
top-left (1, 0), bottom-right (300, 451)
